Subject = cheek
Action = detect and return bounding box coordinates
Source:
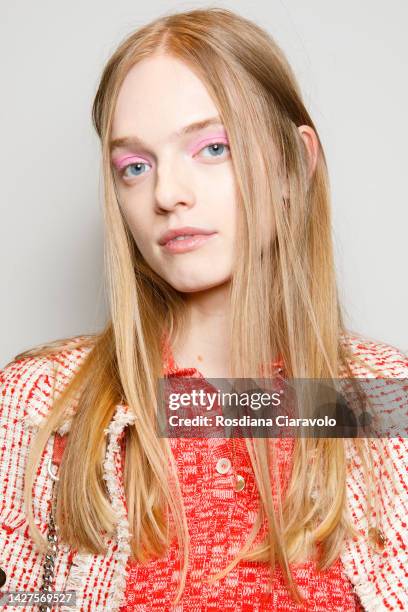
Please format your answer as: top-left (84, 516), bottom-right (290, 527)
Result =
top-left (120, 204), bottom-right (152, 253)
top-left (115, 185), bottom-right (151, 241)
top-left (200, 167), bottom-right (237, 228)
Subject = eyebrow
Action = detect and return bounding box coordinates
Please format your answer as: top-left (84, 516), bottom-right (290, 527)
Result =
top-left (109, 116), bottom-right (224, 153)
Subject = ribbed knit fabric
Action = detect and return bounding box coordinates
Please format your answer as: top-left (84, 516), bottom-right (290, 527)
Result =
top-left (119, 341), bottom-right (363, 611)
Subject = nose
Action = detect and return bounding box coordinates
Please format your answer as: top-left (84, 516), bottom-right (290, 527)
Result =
top-left (154, 155), bottom-right (195, 212)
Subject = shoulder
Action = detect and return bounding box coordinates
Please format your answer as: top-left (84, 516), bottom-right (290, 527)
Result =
top-left (0, 335), bottom-right (95, 430)
top-left (338, 331), bottom-right (408, 510)
top-left (340, 331), bottom-right (408, 436)
top-left (340, 330), bottom-right (408, 454)
top-left (0, 337), bottom-right (95, 538)
top-left (340, 330), bottom-right (408, 377)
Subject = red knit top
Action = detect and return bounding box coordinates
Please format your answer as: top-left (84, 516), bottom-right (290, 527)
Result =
top-left (117, 342), bottom-right (363, 611)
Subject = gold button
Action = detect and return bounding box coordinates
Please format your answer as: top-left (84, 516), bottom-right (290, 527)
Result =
top-left (235, 474), bottom-right (245, 492)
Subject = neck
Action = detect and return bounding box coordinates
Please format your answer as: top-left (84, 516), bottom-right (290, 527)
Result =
top-left (172, 281), bottom-right (232, 378)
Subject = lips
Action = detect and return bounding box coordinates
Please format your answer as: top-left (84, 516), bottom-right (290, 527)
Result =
top-left (158, 226), bottom-right (217, 246)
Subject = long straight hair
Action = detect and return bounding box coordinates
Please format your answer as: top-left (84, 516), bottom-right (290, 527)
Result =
top-left (22, 7), bottom-right (380, 605)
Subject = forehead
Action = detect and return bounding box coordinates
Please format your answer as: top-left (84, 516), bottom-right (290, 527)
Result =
top-left (111, 54), bottom-right (219, 142)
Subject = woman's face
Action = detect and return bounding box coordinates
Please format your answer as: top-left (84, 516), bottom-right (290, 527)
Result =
top-left (110, 53), bottom-right (237, 293)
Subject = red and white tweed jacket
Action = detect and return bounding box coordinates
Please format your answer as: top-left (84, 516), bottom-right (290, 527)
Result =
top-left (0, 333), bottom-right (407, 611)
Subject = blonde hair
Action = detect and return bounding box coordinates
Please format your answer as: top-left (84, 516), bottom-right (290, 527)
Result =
top-left (22, 7), bottom-right (382, 605)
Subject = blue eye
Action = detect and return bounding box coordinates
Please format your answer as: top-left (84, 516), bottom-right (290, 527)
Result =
top-left (201, 143), bottom-right (230, 158)
top-left (122, 162), bottom-right (150, 178)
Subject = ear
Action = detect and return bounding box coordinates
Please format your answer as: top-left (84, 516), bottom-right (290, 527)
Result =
top-left (297, 125), bottom-right (319, 178)
top-left (281, 125), bottom-right (319, 200)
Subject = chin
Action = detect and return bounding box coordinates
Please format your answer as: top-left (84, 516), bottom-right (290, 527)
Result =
top-left (168, 277), bottom-right (231, 294)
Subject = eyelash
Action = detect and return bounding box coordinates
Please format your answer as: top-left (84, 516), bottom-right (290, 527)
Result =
top-left (117, 141), bottom-right (230, 181)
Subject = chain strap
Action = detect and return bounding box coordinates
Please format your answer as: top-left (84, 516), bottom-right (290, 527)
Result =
top-left (38, 463), bottom-right (59, 612)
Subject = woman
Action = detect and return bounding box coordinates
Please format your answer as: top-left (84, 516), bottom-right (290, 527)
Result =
top-left (1, 7), bottom-right (407, 611)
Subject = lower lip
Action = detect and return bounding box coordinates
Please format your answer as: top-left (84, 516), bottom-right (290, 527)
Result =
top-left (161, 233), bottom-right (218, 254)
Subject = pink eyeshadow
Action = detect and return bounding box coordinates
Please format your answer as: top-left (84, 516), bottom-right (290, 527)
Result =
top-left (188, 132), bottom-right (229, 155)
top-left (112, 154), bottom-right (148, 171)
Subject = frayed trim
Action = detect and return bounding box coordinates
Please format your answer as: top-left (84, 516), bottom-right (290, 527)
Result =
top-left (23, 409), bottom-right (46, 430)
top-left (102, 404), bottom-right (136, 610)
top-left (59, 545), bottom-right (95, 612)
top-left (58, 404), bottom-right (136, 611)
top-left (58, 401), bottom-right (134, 436)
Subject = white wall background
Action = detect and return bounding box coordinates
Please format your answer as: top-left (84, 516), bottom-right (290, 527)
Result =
top-left (1, 0), bottom-right (407, 367)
